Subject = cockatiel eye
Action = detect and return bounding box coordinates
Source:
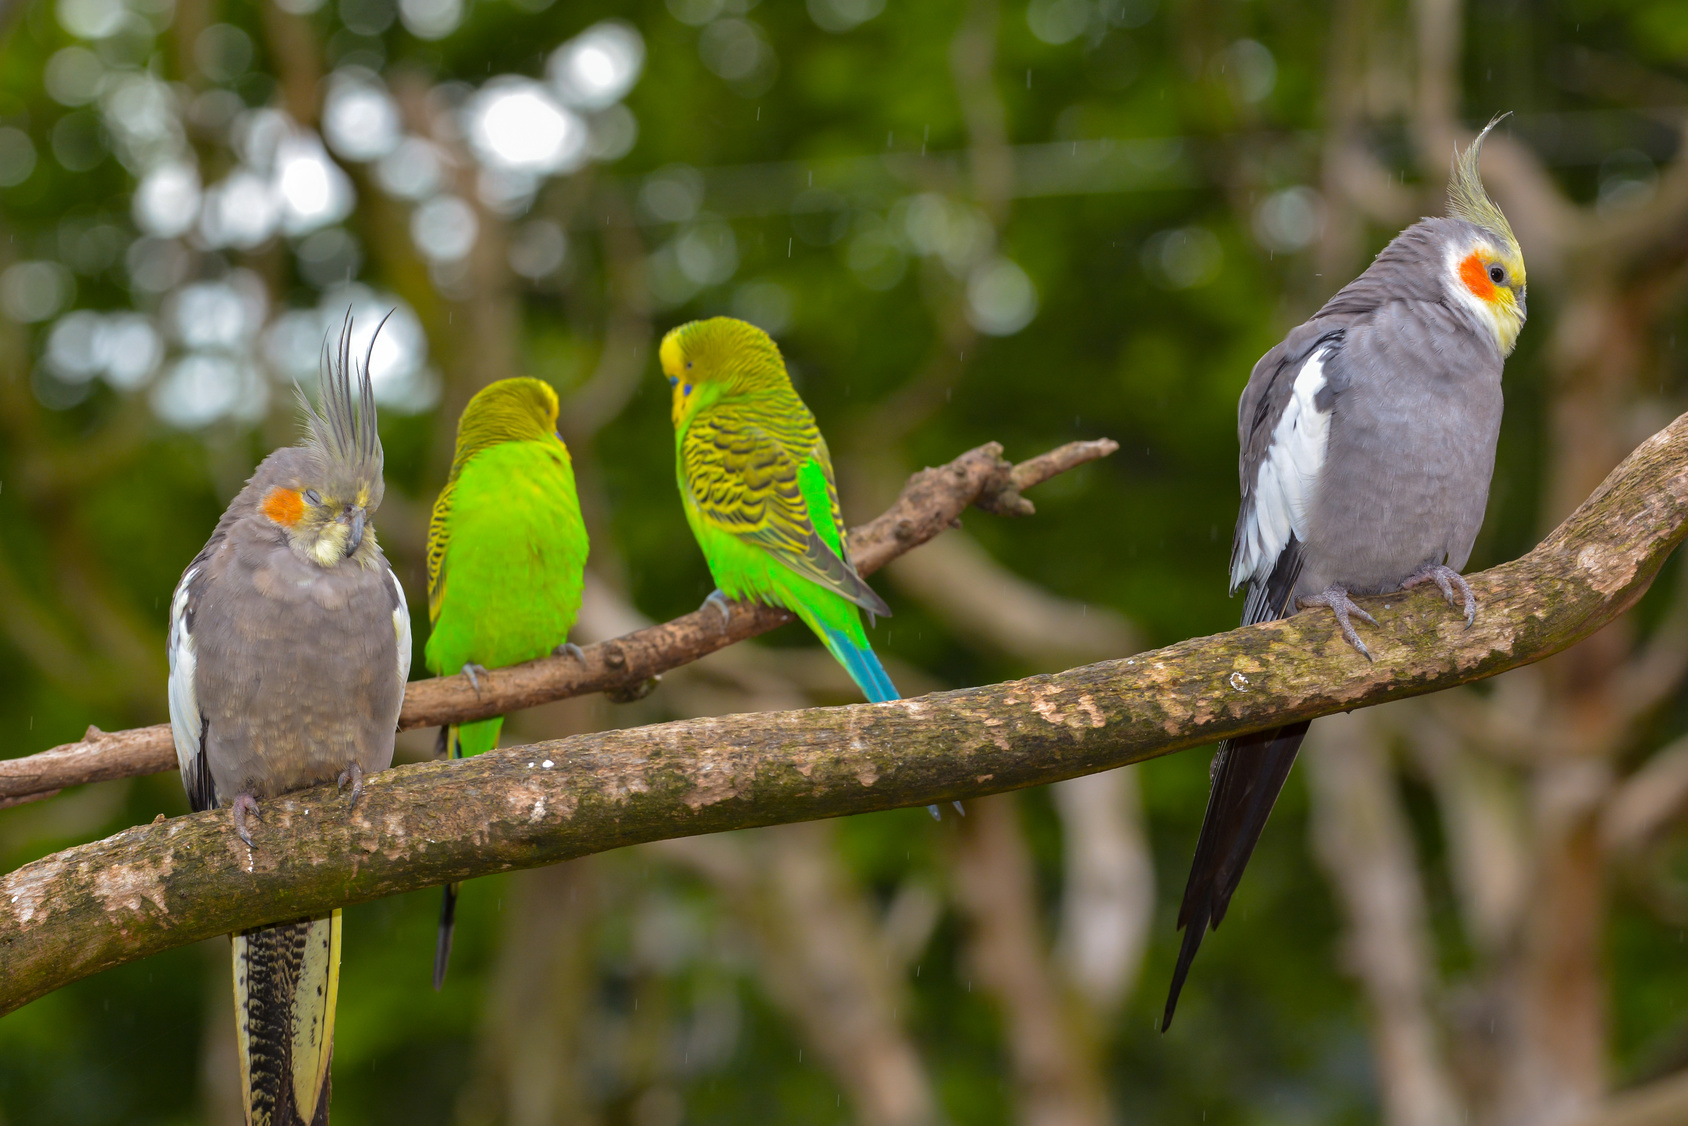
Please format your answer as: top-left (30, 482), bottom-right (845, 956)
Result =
top-left (304, 489), bottom-right (322, 506)
top-left (1488, 264), bottom-right (1507, 285)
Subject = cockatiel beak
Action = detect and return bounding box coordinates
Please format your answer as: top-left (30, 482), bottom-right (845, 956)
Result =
top-left (1515, 287), bottom-right (1527, 322)
top-left (343, 508), bottom-right (366, 557)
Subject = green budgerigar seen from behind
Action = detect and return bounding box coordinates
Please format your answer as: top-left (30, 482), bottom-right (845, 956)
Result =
top-left (424, 376), bottom-right (589, 987)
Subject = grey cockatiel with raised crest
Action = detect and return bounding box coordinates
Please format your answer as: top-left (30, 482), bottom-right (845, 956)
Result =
top-left (167, 316), bottom-right (411, 1124)
top-left (1161, 118), bottom-right (1527, 1030)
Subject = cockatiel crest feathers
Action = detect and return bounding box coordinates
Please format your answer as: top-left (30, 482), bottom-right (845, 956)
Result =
top-left (300, 309), bottom-right (386, 511)
top-left (1447, 113), bottom-right (1518, 256)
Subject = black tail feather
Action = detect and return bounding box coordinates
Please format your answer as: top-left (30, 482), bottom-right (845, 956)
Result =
top-left (1162, 721), bottom-right (1310, 1031)
top-left (433, 884), bottom-right (459, 991)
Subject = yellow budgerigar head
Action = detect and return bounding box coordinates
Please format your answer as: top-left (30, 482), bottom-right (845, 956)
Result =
top-left (452, 377), bottom-right (562, 464)
top-left (659, 317), bottom-right (789, 428)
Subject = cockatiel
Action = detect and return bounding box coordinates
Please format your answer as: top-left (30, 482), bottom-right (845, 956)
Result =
top-left (659, 318), bottom-right (939, 811)
top-left (423, 376), bottom-right (588, 988)
top-left (167, 317), bottom-right (411, 1124)
top-left (1162, 118), bottom-right (1526, 1030)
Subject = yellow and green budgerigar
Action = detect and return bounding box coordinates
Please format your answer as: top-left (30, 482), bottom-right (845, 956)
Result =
top-left (660, 318), bottom-right (947, 815)
top-left (424, 376), bottom-right (589, 987)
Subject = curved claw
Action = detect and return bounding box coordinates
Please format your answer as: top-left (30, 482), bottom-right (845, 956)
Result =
top-left (1295, 584), bottom-right (1377, 661)
top-left (231, 793), bottom-right (261, 848)
top-left (1403, 564), bottom-right (1478, 628)
top-left (702, 589), bottom-right (733, 628)
top-left (926, 804), bottom-right (941, 820)
top-left (337, 761), bottom-right (364, 809)
top-left (461, 662), bottom-right (489, 695)
top-left (554, 641), bottom-right (586, 662)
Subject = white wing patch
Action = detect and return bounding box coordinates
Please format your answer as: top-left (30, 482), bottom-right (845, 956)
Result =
top-left (1231, 346), bottom-right (1334, 592)
top-left (389, 568), bottom-right (413, 689)
top-left (165, 565), bottom-right (202, 781)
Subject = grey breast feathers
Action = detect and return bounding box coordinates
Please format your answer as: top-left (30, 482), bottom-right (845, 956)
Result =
top-left (1229, 214), bottom-right (1503, 614)
top-left (168, 449), bottom-right (410, 809)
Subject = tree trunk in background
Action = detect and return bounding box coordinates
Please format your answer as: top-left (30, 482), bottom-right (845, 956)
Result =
top-left (951, 794), bottom-right (1113, 1126)
top-left (1307, 712), bottom-right (1465, 1126)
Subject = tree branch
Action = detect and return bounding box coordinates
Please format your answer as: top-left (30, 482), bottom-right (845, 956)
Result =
top-left (0, 439), bottom-right (1117, 805)
top-left (4, 410), bottom-right (1688, 1014)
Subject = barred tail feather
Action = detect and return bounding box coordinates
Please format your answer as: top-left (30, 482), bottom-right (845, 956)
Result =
top-left (233, 910), bottom-right (341, 1126)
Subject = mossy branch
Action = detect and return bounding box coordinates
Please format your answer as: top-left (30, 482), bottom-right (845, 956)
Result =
top-left (4, 411), bottom-right (1688, 1014)
top-left (0, 438), bottom-right (1117, 805)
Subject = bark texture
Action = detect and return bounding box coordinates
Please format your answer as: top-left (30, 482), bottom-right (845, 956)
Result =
top-left (0, 439), bottom-right (1115, 804)
top-left (2, 410), bottom-right (1688, 1014)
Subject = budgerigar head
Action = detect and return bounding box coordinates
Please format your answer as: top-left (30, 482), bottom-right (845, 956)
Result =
top-left (452, 377), bottom-right (563, 465)
top-left (1442, 114), bottom-right (1527, 355)
top-left (260, 312), bottom-right (387, 569)
top-left (659, 317), bottom-right (789, 428)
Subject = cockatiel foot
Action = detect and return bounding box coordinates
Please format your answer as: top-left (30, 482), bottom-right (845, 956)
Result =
top-left (554, 641), bottom-right (586, 661)
top-left (337, 761), bottom-right (364, 808)
top-left (231, 793), bottom-right (261, 848)
top-left (461, 662), bottom-right (490, 695)
top-left (1296, 584), bottom-right (1379, 661)
top-left (702, 589), bottom-right (732, 628)
top-left (1402, 564), bottom-right (1477, 627)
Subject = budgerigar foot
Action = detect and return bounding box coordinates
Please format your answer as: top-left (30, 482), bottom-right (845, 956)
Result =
top-left (1295, 584), bottom-right (1379, 661)
top-left (231, 793), bottom-right (261, 848)
top-left (702, 589), bottom-right (732, 628)
top-left (1402, 563), bottom-right (1477, 627)
top-left (554, 641), bottom-right (586, 661)
top-left (337, 761), bottom-right (364, 808)
top-left (461, 662), bottom-right (490, 695)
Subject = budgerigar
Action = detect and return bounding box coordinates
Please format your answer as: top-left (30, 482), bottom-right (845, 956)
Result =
top-left (659, 318), bottom-right (946, 816)
top-left (424, 376), bottom-right (589, 987)
top-left (167, 316), bottom-right (410, 1125)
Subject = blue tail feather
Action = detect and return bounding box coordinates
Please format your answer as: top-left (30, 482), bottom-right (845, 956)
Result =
top-left (819, 626), bottom-right (947, 818)
top-left (820, 626), bottom-right (898, 703)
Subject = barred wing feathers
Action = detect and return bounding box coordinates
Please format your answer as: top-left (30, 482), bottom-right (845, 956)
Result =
top-left (682, 409), bottom-right (889, 617)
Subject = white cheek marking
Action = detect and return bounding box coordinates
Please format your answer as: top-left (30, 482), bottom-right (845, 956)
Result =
top-left (1444, 241), bottom-right (1516, 350)
top-left (1233, 346), bottom-right (1333, 591)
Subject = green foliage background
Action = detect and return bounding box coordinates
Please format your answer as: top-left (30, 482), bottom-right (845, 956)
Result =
top-left (2, 0), bottom-right (1687, 1121)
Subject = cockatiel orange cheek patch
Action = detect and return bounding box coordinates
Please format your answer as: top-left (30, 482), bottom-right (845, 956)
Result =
top-left (261, 487), bottom-right (305, 526)
top-left (1459, 253), bottom-right (1498, 303)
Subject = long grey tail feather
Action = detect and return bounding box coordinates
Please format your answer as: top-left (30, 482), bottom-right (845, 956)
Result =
top-left (433, 884), bottom-right (459, 991)
top-left (1161, 722), bottom-right (1308, 1031)
top-left (234, 914), bottom-right (339, 1126)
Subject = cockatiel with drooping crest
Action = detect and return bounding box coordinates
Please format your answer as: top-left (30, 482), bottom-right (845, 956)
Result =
top-left (1162, 117), bottom-right (1526, 1030)
top-left (423, 376), bottom-right (589, 989)
top-left (167, 315), bottom-right (411, 1124)
top-left (659, 318), bottom-right (943, 811)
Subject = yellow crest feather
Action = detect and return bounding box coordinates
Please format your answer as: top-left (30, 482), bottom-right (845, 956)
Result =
top-left (1447, 113), bottom-right (1518, 252)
